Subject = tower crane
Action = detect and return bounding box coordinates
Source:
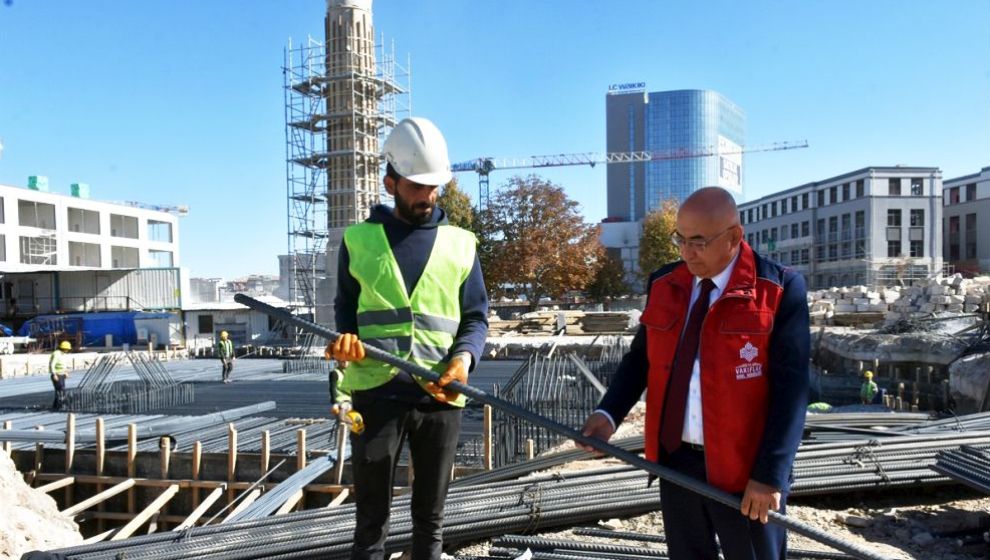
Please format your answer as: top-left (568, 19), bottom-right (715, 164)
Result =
top-left (451, 140), bottom-right (809, 210)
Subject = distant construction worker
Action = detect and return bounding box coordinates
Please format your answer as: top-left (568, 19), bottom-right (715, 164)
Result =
top-left (49, 341), bottom-right (71, 411)
top-left (860, 370), bottom-right (878, 405)
top-left (217, 331), bottom-right (235, 383)
top-left (326, 116), bottom-right (488, 560)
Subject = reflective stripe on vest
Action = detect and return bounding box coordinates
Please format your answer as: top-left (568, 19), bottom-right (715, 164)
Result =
top-left (339, 221), bottom-right (476, 407)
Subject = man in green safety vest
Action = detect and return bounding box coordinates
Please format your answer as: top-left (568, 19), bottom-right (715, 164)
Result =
top-left (217, 330), bottom-right (235, 383)
top-left (325, 117), bottom-right (489, 560)
top-left (860, 370), bottom-right (878, 404)
top-left (49, 340), bottom-right (71, 411)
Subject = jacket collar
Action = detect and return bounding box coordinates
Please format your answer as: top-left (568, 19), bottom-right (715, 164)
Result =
top-left (669, 241), bottom-right (757, 300)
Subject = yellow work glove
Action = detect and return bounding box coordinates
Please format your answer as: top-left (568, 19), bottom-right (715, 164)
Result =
top-left (425, 352), bottom-right (470, 404)
top-left (324, 333), bottom-right (365, 363)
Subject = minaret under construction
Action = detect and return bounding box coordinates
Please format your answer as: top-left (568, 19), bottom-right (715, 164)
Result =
top-left (283, 0), bottom-right (407, 328)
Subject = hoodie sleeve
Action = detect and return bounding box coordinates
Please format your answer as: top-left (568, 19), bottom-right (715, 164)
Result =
top-left (333, 240), bottom-right (360, 335)
top-left (449, 254), bottom-right (489, 370)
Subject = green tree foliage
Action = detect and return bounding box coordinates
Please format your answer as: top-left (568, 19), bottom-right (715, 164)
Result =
top-left (437, 176), bottom-right (476, 231)
top-left (477, 175), bottom-right (603, 307)
top-left (586, 249), bottom-right (631, 307)
top-left (638, 199), bottom-right (681, 281)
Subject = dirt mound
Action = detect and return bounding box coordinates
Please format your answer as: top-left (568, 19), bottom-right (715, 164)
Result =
top-left (0, 452), bottom-right (82, 559)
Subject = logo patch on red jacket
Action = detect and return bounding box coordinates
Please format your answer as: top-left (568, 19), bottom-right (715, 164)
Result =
top-left (736, 342), bottom-right (763, 380)
top-left (739, 342), bottom-right (759, 362)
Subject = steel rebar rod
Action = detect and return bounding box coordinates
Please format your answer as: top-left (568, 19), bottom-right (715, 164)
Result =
top-left (233, 293), bottom-right (892, 560)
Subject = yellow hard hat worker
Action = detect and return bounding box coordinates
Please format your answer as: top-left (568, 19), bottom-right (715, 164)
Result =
top-left (58, 341), bottom-right (72, 351)
top-left (220, 331), bottom-right (229, 340)
top-left (864, 370), bottom-right (873, 379)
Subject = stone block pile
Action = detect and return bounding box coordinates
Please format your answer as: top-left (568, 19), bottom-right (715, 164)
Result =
top-left (808, 274), bottom-right (990, 326)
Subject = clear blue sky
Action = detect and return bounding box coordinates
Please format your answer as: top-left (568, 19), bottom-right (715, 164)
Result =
top-left (1, 1), bottom-right (988, 279)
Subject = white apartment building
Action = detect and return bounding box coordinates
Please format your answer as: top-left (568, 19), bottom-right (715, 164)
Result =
top-left (739, 166), bottom-right (943, 289)
top-left (943, 166), bottom-right (990, 275)
top-left (0, 182), bottom-right (184, 316)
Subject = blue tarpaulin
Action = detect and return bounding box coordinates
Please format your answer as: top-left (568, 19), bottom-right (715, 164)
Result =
top-left (17, 311), bottom-right (174, 346)
top-left (0, 323), bottom-right (12, 336)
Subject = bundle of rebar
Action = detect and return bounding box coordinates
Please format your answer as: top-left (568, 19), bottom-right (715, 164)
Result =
top-left (42, 465), bottom-right (663, 559)
top-left (66, 352), bottom-right (194, 414)
top-left (931, 444), bottom-right (990, 495)
top-left (491, 337), bottom-right (629, 468)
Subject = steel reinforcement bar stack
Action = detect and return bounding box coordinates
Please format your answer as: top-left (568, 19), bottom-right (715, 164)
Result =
top-left (41, 467), bottom-right (662, 559)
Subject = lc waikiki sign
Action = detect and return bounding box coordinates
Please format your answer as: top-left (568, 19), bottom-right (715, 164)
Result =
top-left (607, 82), bottom-right (646, 95)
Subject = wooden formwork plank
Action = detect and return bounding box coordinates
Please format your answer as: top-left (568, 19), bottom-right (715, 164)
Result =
top-left (63, 479), bottom-right (136, 517)
top-left (173, 485), bottom-right (226, 531)
top-left (326, 488), bottom-right (349, 507)
top-left (222, 488), bottom-right (261, 522)
top-left (110, 484), bottom-right (180, 541)
top-left (37, 477), bottom-right (75, 494)
top-left (274, 489), bottom-right (304, 515)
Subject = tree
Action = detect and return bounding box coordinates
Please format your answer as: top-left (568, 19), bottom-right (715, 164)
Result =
top-left (437, 176), bottom-right (476, 231)
top-left (638, 199), bottom-right (680, 282)
top-left (587, 250), bottom-right (631, 308)
top-left (478, 175), bottom-right (603, 308)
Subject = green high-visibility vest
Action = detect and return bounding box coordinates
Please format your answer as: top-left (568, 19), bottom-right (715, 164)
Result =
top-left (50, 350), bottom-right (67, 376)
top-left (339, 222), bottom-right (476, 407)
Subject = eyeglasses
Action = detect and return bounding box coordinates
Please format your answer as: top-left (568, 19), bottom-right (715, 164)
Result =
top-left (671, 226), bottom-right (735, 252)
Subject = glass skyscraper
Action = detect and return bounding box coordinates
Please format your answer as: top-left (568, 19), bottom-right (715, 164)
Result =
top-left (606, 88), bottom-right (746, 221)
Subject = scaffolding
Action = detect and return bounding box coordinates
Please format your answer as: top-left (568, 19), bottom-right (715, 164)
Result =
top-left (283, 6), bottom-right (410, 322)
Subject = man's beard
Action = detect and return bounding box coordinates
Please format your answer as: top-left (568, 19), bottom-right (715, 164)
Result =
top-left (394, 191), bottom-right (433, 225)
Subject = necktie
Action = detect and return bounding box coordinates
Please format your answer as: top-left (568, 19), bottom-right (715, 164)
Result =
top-left (660, 278), bottom-right (716, 454)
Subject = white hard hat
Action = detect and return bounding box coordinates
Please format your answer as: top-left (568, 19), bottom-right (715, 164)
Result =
top-left (383, 117), bottom-right (453, 186)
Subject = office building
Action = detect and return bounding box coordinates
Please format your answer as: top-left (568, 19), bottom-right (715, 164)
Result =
top-left (606, 86), bottom-right (746, 221)
top-left (943, 166), bottom-right (990, 275)
top-left (739, 167), bottom-right (942, 289)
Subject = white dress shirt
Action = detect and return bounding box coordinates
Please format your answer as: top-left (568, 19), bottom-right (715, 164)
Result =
top-left (681, 251), bottom-right (739, 445)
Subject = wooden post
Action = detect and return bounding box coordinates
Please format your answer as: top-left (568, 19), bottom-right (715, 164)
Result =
top-left (483, 404), bottom-right (493, 470)
top-left (160, 437), bottom-right (171, 479)
top-left (65, 413), bottom-right (76, 473)
top-left (191, 441), bottom-right (202, 510)
top-left (110, 484), bottom-right (179, 540)
top-left (33, 425), bottom-right (44, 485)
top-left (127, 423), bottom-right (137, 514)
top-left (526, 438), bottom-right (535, 461)
top-left (95, 417), bottom-right (106, 534)
top-left (173, 485), bottom-right (225, 531)
top-left (296, 429), bottom-right (307, 471)
top-left (260, 431), bottom-right (270, 476)
top-left (64, 414), bottom-right (75, 506)
top-left (333, 427), bottom-right (347, 485)
top-left (2, 420), bottom-right (11, 456)
top-left (227, 423), bottom-right (237, 503)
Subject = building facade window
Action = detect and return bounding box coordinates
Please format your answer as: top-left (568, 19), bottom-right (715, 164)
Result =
top-left (887, 209), bottom-right (902, 227)
top-left (888, 178), bottom-right (901, 196)
top-left (817, 191), bottom-right (825, 207)
top-left (909, 227), bottom-right (924, 257)
top-left (149, 250), bottom-right (174, 268)
top-left (0, 234), bottom-right (5, 261)
top-left (69, 241), bottom-right (101, 267)
top-left (949, 216), bottom-right (960, 261)
top-left (856, 179), bottom-right (864, 198)
top-left (965, 213), bottom-right (977, 260)
top-left (841, 213), bottom-right (851, 241)
top-left (949, 187), bottom-right (960, 204)
top-left (110, 214), bottom-right (140, 239)
top-left (18, 200), bottom-right (56, 229)
top-left (829, 186), bottom-right (838, 204)
top-left (111, 246), bottom-right (139, 268)
top-left (790, 223), bottom-right (799, 239)
top-left (802, 193), bottom-right (809, 209)
top-left (147, 220), bottom-right (173, 243)
top-left (910, 209), bottom-right (924, 227)
top-left (966, 183), bottom-right (976, 202)
top-left (198, 314), bottom-right (214, 335)
top-left (855, 211), bottom-right (865, 239)
top-left (911, 178), bottom-right (923, 196)
top-left (802, 221), bottom-right (810, 237)
top-left (19, 235), bottom-right (57, 264)
top-left (887, 238), bottom-right (901, 258)
top-left (842, 183), bottom-right (850, 201)
top-left (67, 208), bottom-right (101, 234)
top-left (0, 198), bottom-right (4, 223)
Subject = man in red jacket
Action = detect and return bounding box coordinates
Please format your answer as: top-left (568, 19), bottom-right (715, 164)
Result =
top-left (578, 187), bottom-right (809, 560)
